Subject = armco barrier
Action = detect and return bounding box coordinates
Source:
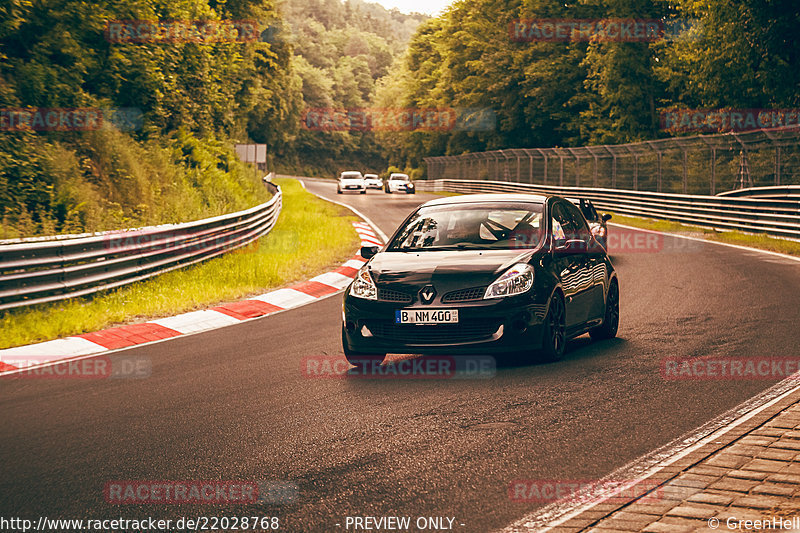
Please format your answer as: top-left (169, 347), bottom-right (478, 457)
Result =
top-left (716, 185), bottom-right (800, 199)
top-left (415, 179), bottom-right (800, 239)
top-left (0, 182), bottom-right (282, 311)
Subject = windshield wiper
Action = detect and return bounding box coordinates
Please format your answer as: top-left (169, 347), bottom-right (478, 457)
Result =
top-left (392, 243), bottom-right (489, 251)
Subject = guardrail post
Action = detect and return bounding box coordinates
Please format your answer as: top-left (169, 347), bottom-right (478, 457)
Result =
top-left (612, 155), bottom-right (617, 188)
top-left (543, 156), bottom-right (548, 185)
top-left (529, 153), bottom-right (534, 183)
top-left (657, 152), bottom-right (663, 192)
top-left (711, 148), bottom-right (716, 195)
top-left (682, 150), bottom-right (688, 194)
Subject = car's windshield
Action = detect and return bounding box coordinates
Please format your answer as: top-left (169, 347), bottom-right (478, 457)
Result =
top-left (391, 175), bottom-right (408, 180)
top-left (341, 173), bottom-right (362, 179)
top-left (388, 202), bottom-right (544, 251)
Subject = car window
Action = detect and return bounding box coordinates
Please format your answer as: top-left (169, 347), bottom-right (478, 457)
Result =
top-left (389, 203), bottom-right (544, 251)
top-left (560, 201), bottom-right (593, 241)
top-left (551, 203), bottom-right (571, 242)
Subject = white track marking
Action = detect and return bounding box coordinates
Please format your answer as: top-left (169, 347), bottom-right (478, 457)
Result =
top-left (151, 310), bottom-right (241, 335)
top-left (310, 272), bottom-right (354, 289)
top-left (251, 288), bottom-right (317, 309)
top-left (0, 337), bottom-right (106, 362)
top-left (298, 179), bottom-right (390, 242)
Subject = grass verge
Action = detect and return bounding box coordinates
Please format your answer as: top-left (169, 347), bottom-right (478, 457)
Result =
top-left (0, 178), bottom-right (360, 349)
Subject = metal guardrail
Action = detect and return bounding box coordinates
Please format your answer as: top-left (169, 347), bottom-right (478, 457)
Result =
top-left (416, 179), bottom-right (800, 240)
top-left (716, 185), bottom-right (800, 199)
top-left (424, 126), bottom-right (800, 195)
top-left (0, 182), bottom-right (282, 312)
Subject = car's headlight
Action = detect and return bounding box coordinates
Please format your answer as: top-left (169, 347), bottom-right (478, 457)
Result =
top-left (593, 226), bottom-right (607, 238)
top-left (350, 265), bottom-right (377, 300)
top-left (484, 263), bottom-right (534, 299)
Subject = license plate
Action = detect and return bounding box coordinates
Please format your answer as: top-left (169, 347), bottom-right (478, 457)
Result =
top-left (395, 309), bottom-right (459, 324)
top-left (346, 185), bottom-right (357, 189)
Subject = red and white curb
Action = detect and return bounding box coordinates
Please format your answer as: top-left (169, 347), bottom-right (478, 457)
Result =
top-left (0, 222), bottom-right (380, 375)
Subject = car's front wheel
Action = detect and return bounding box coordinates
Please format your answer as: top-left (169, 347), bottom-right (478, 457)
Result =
top-left (589, 280), bottom-right (619, 341)
top-left (342, 327), bottom-right (386, 368)
top-left (539, 292), bottom-right (566, 362)
top-left (337, 187), bottom-right (342, 194)
top-left (360, 189), bottom-right (366, 194)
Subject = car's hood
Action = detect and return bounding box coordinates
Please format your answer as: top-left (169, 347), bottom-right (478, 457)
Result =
top-left (369, 249), bottom-right (534, 292)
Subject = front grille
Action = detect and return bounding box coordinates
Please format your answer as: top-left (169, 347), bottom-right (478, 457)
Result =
top-left (442, 286), bottom-right (487, 302)
top-left (378, 288), bottom-right (413, 303)
top-left (363, 320), bottom-right (501, 344)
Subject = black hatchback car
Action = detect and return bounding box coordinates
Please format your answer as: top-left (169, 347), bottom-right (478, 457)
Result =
top-left (342, 194), bottom-right (619, 366)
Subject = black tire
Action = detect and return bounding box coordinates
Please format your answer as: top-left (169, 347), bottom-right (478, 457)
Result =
top-left (539, 292), bottom-right (566, 362)
top-left (337, 188), bottom-right (342, 194)
top-left (590, 280), bottom-right (619, 341)
top-left (360, 189), bottom-right (366, 194)
top-left (385, 189), bottom-right (392, 194)
top-left (342, 327), bottom-right (386, 368)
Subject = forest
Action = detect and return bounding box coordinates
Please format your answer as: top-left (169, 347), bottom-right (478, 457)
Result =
top-left (1, 0), bottom-right (797, 236)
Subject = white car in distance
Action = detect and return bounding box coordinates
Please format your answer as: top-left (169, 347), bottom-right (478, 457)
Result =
top-left (337, 171), bottom-right (366, 194)
top-left (384, 173), bottom-right (415, 194)
top-left (364, 174), bottom-right (383, 189)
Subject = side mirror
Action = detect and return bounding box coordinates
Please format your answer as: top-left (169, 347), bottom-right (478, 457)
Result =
top-left (556, 239), bottom-right (588, 254)
top-left (360, 245), bottom-right (380, 259)
top-left (602, 213), bottom-right (612, 222)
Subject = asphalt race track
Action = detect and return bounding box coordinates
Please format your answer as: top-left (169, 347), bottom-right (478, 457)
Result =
top-left (2, 177), bottom-right (800, 532)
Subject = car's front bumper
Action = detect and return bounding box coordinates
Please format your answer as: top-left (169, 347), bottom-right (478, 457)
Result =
top-left (343, 292), bottom-right (547, 355)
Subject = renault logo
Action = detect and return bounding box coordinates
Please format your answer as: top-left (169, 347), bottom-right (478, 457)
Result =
top-left (419, 285), bottom-right (436, 304)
